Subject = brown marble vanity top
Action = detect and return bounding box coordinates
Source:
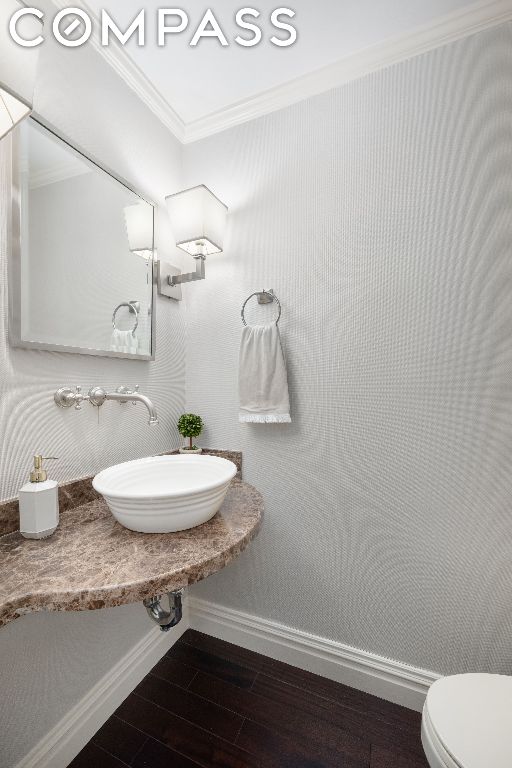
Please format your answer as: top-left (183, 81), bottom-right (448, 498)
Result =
top-left (0, 475), bottom-right (261, 628)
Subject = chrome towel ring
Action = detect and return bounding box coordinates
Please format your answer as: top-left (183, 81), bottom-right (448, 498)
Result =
top-left (112, 301), bottom-right (139, 335)
top-left (241, 290), bottom-right (281, 327)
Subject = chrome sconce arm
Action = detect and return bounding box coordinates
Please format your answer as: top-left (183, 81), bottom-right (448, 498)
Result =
top-left (157, 251), bottom-right (208, 301)
top-left (168, 254), bottom-right (205, 287)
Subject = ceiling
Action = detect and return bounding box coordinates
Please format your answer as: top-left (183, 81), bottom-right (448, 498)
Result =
top-left (84, 0), bottom-right (479, 124)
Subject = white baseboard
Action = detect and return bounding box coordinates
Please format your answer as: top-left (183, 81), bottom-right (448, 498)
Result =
top-left (15, 603), bottom-right (190, 768)
top-left (189, 598), bottom-right (439, 712)
top-left (13, 594), bottom-right (438, 768)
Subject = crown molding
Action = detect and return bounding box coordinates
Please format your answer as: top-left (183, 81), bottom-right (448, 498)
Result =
top-left (28, 161), bottom-right (91, 189)
top-left (184, 0), bottom-right (512, 142)
top-left (50, 0), bottom-right (511, 145)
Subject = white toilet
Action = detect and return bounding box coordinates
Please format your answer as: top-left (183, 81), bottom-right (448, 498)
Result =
top-left (421, 674), bottom-right (512, 767)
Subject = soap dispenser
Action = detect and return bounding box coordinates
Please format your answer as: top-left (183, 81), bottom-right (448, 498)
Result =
top-left (19, 455), bottom-right (59, 539)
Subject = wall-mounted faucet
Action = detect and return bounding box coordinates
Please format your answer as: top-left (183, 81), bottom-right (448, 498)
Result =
top-left (90, 386), bottom-right (159, 425)
top-left (53, 385), bottom-right (89, 411)
top-left (54, 385), bottom-right (159, 426)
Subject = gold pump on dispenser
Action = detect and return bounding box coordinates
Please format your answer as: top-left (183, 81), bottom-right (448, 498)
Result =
top-left (30, 455), bottom-right (58, 483)
top-left (19, 455), bottom-right (60, 539)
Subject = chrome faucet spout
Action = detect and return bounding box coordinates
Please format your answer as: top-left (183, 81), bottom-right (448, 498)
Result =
top-left (86, 386), bottom-right (159, 425)
top-left (105, 391), bottom-right (159, 425)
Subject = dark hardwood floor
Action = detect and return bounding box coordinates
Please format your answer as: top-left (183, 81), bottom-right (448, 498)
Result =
top-left (69, 629), bottom-right (429, 768)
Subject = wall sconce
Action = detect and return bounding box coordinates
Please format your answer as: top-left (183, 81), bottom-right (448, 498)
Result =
top-left (158, 185), bottom-right (228, 301)
top-left (124, 203), bottom-right (154, 260)
top-left (0, 1), bottom-right (42, 140)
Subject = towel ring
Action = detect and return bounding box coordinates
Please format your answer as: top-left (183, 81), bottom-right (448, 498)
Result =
top-left (112, 301), bottom-right (139, 335)
top-left (241, 290), bottom-right (281, 327)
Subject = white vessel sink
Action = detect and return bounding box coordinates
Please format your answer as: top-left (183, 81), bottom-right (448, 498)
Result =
top-left (93, 455), bottom-right (237, 533)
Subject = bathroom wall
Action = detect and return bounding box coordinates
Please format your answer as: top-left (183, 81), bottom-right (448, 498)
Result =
top-left (185, 23), bottom-right (512, 677)
top-left (1, 15), bottom-right (511, 768)
top-left (0, 2), bottom-right (186, 763)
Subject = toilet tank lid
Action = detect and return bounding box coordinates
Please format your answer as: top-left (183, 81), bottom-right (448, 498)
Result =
top-left (426, 674), bottom-right (512, 768)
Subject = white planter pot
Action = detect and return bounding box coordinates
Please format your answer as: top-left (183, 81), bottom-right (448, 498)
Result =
top-left (179, 447), bottom-right (203, 455)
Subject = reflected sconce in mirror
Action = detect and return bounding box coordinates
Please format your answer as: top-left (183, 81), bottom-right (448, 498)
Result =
top-left (124, 203), bottom-right (154, 260)
top-left (157, 185), bottom-right (228, 301)
top-left (0, 1), bottom-right (42, 140)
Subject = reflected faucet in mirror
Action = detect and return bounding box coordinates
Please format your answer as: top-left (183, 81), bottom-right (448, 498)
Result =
top-left (54, 385), bottom-right (159, 426)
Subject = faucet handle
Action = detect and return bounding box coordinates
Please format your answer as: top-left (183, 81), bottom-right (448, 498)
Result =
top-left (74, 385), bottom-right (90, 410)
top-left (132, 384), bottom-right (139, 405)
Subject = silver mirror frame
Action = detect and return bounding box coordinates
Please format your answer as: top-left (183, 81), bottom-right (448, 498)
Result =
top-left (8, 114), bottom-right (157, 361)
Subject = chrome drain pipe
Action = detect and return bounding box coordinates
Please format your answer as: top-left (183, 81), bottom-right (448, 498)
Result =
top-left (143, 589), bottom-right (183, 631)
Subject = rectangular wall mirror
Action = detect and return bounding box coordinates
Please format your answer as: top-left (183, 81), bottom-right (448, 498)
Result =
top-left (9, 118), bottom-right (155, 360)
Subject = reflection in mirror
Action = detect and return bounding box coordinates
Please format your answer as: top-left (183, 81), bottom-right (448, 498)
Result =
top-left (11, 119), bottom-right (155, 359)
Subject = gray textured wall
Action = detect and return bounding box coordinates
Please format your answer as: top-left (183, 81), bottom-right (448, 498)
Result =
top-left (0, 7), bottom-right (186, 764)
top-left (185, 23), bottom-right (512, 676)
top-left (1, 14), bottom-right (512, 768)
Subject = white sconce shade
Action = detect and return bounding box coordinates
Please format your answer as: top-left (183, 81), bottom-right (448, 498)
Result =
top-left (165, 185), bottom-right (228, 257)
top-left (124, 203), bottom-right (154, 257)
top-left (158, 184), bottom-right (228, 300)
top-left (0, 1), bottom-right (43, 140)
top-left (0, 89), bottom-right (31, 140)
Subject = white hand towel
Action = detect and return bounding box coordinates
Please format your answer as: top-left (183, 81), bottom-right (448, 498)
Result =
top-left (239, 324), bottom-right (291, 423)
top-left (110, 329), bottom-right (139, 354)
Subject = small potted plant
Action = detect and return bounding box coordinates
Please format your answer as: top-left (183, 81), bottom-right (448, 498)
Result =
top-left (177, 413), bottom-right (204, 454)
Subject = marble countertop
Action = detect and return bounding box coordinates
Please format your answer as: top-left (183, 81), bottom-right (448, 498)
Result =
top-left (0, 477), bottom-right (262, 628)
